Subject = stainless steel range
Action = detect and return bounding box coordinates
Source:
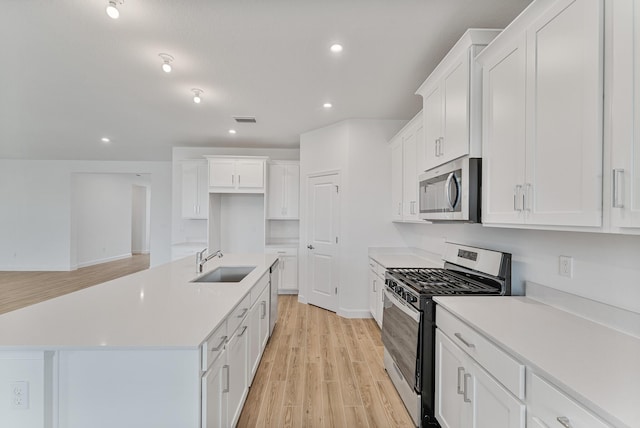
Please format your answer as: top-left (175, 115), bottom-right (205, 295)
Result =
top-left (381, 242), bottom-right (511, 427)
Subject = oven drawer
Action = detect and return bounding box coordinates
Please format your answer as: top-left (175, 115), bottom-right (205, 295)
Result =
top-left (437, 306), bottom-right (525, 399)
top-left (528, 372), bottom-right (611, 428)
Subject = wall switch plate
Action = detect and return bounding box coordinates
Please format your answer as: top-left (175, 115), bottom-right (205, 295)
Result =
top-left (559, 256), bottom-right (573, 278)
top-left (10, 381), bottom-right (29, 409)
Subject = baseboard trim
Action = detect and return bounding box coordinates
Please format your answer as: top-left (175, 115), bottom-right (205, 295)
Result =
top-left (337, 308), bottom-right (374, 319)
top-left (277, 289), bottom-right (299, 295)
top-left (297, 294), bottom-right (307, 304)
top-left (77, 253), bottom-right (132, 269)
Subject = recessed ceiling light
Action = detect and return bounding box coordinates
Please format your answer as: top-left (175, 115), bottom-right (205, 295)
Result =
top-left (191, 88), bottom-right (203, 104)
top-left (158, 53), bottom-right (174, 73)
top-left (323, 103), bottom-right (333, 109)
top-left (101, 137), bottom-right (111, 143)
top-left (228, 129), bottom-right (237, 134)
top-left (330, 44), bottom-right (343, 53)
top-left (106, 0), bottom-right (120, 19)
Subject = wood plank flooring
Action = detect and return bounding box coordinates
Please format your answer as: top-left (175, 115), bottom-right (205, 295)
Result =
top-left (238, 295), bottom-right (414, 428)
top-left (0, 254), bottom-right (150, 314)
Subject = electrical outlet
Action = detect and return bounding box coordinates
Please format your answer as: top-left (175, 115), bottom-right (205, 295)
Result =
top-left (559, 256), bottom-right (573, 278)
top-left (10, 381), bottom-right (29, 409)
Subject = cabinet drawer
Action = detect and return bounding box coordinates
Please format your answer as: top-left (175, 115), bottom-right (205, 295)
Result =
top-left (202, 320), bottom-right (228, 371)
top-left (228, 293), bottom-right (251, 335)
top-left (368, 258), bottom-right (386, 279)
top-left (437, 306), bottom-right (525, 399)
top-left (528, 372), bottom-right (611, 428)
top-left (250, 273), bottom-right (270, 307)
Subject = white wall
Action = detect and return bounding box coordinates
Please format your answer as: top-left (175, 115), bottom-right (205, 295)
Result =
top-left (396, 223), bottom-right (640, 314)
top-left (131, 184), bottom-right (150, 254)
top-left (171, 146), bottom-right (300, 245)
top-left (299, 119), bottom-right (408, 317)
top-left (0, 159), bottom-right (172, 271)
top-left (72, 174), bottom-right (133, 268)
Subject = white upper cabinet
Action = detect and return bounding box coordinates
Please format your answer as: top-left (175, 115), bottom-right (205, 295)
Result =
top-left (181, 160), bottom-right (209, 219)
top-left (267, 162), bottom-right (299, 219)
top-left (609, 0), bottom-right (640, 232)
top-left (390, 112), bottom-right (423, 222)
top-left (206, 156), bottom-right (267, 193)
top-left (416, 29), bottom-right (501, 172)
top-left (479, 0), bottom-right (604, 229)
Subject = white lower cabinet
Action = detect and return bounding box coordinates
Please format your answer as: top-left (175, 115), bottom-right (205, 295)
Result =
top-left (435, 330), bottom-right (525, 428)
top-left (367, 258), bottom-right (385, 328)
top-left (248, 282), bottom-right (270, 385)
top-left (227, 319), bottom-right (249, 427)
top-left (265, 247), bottom-right (298, 293)
top-left (202, 349), bottom-right (228, 428)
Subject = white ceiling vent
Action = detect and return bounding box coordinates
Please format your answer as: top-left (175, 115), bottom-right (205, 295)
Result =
top-left (233, 116), bottom-right (257, 123)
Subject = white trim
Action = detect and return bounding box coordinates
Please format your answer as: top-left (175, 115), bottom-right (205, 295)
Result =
top-left (297, 294), bottom-right (307, 304)
top-left (277, 289), bottom-right (298, 295)
top-left (76, 253), bottom-right (132, 269)
top-left (337, 308), bottom-right (374, 319)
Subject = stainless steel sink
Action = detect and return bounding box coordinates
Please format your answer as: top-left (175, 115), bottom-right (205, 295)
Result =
top-left (191, 266), bottom-right (256, 283)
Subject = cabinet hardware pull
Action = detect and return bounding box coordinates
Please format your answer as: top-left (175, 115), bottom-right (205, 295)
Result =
top-left (194, 204), bottom-right (197, 213)
top-left (237, 308), bottom-right (248, 318)
top-left (373, 279), bottom-right (376, 292)
top-left (238, 325), bottom-right (248, 337)
top-left (238, 175), bottom-right (241, 185)
top-left (435, 139), bottom-right (439, 157)
top-left (261, 301), bottom-right (267, 319)
top-left (211, 335), bottom-right (227, 352)
top-left (524, 183), bottom-right (532, 212)
top-left (612, 169), bottom-right (625, 208)
top-left (556, 417), bottom-right (572, 428)
top-left (398, 202), bottom-right (402, 215)
top-left (463, 373), bottom-right (472, 403)
top-left (454, 333), bottom-right (475, 348)
top-left (232, 175), bottom-right (234, 185)
top-left (223, 365), bottom-right (230, 393)
top-left (514, 185), bottom-right (523, 211)
top-left (457, 367), bottom-right (465, 395)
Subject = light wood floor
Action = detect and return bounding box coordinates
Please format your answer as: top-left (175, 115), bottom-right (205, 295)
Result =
top-left (238, 295), bottom-right (414, 428)
top-left (0, 254), bottom-right (150, 314)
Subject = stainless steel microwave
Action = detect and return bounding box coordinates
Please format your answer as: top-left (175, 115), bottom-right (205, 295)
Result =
top-left (418, 157), bottom-right (481, 222)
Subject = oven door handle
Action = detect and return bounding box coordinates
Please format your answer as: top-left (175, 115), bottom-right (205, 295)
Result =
top-left (383, 288), bottom-right (420, 322)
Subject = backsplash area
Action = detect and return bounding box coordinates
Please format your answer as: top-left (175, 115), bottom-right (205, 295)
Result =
top-left (395, 223), bottom-right (640, 314)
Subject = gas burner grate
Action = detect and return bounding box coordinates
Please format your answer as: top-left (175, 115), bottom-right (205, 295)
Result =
top-left (387, 268), bottom-right (501, 295)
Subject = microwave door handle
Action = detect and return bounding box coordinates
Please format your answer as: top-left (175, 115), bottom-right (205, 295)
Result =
top-left (445, 172), bottom-right (456, 210)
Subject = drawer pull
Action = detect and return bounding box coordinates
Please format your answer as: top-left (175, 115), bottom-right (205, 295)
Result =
top-left (463, 373), bottom-right (472, 403)
top-left (223, 365), bottom-right (230, 393)
top-left (556, 417), bottom-right (572, 428)
top-left (211, 335), bottom-right (227, 352)
top-left (457, 367), bottom-right (465, 395)
top-left (238, 325), bottom-right (248, 337)
top-left (454, 332), bottom-right (475, 349)
top-left (261, 301), bottom-right (267, 319)
top-left (237, 308), bottom-right (248, 318)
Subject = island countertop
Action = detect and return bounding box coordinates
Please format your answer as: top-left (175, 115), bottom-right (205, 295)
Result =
top-left (0, 253), bottom-right (278, 349)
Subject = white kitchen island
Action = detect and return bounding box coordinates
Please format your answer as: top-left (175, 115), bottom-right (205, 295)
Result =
top-left (0, 253), bottom-right (278, 428)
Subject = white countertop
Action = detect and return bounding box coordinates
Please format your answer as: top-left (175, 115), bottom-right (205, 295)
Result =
top-left (368, 247), bottom-right (442, 269)
top-left (434, 296), bottom-right (640, 428)
top-left (0, 253), bottom-right (278, 350)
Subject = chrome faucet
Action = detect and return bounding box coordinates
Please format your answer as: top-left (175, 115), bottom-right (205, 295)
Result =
top-left (196, 248), bottom-right (223, 273)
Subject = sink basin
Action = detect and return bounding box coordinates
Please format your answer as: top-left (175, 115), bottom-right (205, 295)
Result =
top-left (191, 266), bottom-right (256, 283)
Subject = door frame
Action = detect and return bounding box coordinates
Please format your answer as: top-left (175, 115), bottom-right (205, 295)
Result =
top-left (299, 170), bottom-right (341, 312)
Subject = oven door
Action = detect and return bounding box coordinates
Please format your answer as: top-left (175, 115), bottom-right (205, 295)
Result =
top-left (381, 288), bottom-right (421, 391)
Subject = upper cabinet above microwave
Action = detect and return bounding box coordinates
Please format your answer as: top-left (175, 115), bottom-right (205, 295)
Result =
top-left (206, 156), bottom-right (268, 193)
top-left (416, 29), bottom-right (501, 172)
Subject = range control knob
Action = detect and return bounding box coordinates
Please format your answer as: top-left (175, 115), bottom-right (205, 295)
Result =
top-left (407, 295), bottom-right (417, 304)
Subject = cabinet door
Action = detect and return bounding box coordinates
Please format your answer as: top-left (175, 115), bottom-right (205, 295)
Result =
top-left (611, 0), bottom-right (640, 229)
top-left (280, 253), bottom-right (298, 291)
top-left (375, 273), bottom-right (384, 328)
top-left (442, 54), bottom-right (470, 163)
top-left (435, 330), bottom-right (467, 428)
top-left (402, 125), bottom-right (420, 221)
top-left (482, 38), bottom-right (527, 225)
top-left (368, 267), bottom-right (377, 320)
top-left (227, 324), bottom-right (249, 427)
top-left (391, 137), bottom-right (404, 220)
top-left (285, 164), bottom-right (300, 218)
top-left (525, 0), bottom-right (603, 227)
top-left (236, 160), bottom-right (264, 189)
top-left (248, 301), bottom-right (261, 386)
top-left (209, 159), bottom-right (236, 188)
top-left (196, 162), bottom-right (209, 218)
top-left (423, 85), bottom-right (444, 171)
top-left (202, 350), bottom-right (227, 428)
top-left (258, 289), bottom-right (270, 352)
top-left (267, 163), bottom-right (286, 218)
top-left (181, 162), bottom-right (199, 219)
top-left (470, 360), bottom-right (525, 428)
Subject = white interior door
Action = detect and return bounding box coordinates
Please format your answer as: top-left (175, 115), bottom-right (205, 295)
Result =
top-left (306, 173), bottom-right (340, 312)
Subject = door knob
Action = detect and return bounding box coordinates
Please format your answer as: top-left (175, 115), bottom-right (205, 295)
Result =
top-left (307, 244), bottom-right (315, 250)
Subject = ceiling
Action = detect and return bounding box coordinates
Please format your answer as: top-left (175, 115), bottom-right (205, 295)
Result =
top-left (0, 0), bottom-right (532, 161)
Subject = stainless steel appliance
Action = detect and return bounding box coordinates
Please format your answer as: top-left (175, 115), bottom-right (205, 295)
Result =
top-left (381, 242), bottom-right (511, 427)
top-left (418, 157), bottom-right (481, 222)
